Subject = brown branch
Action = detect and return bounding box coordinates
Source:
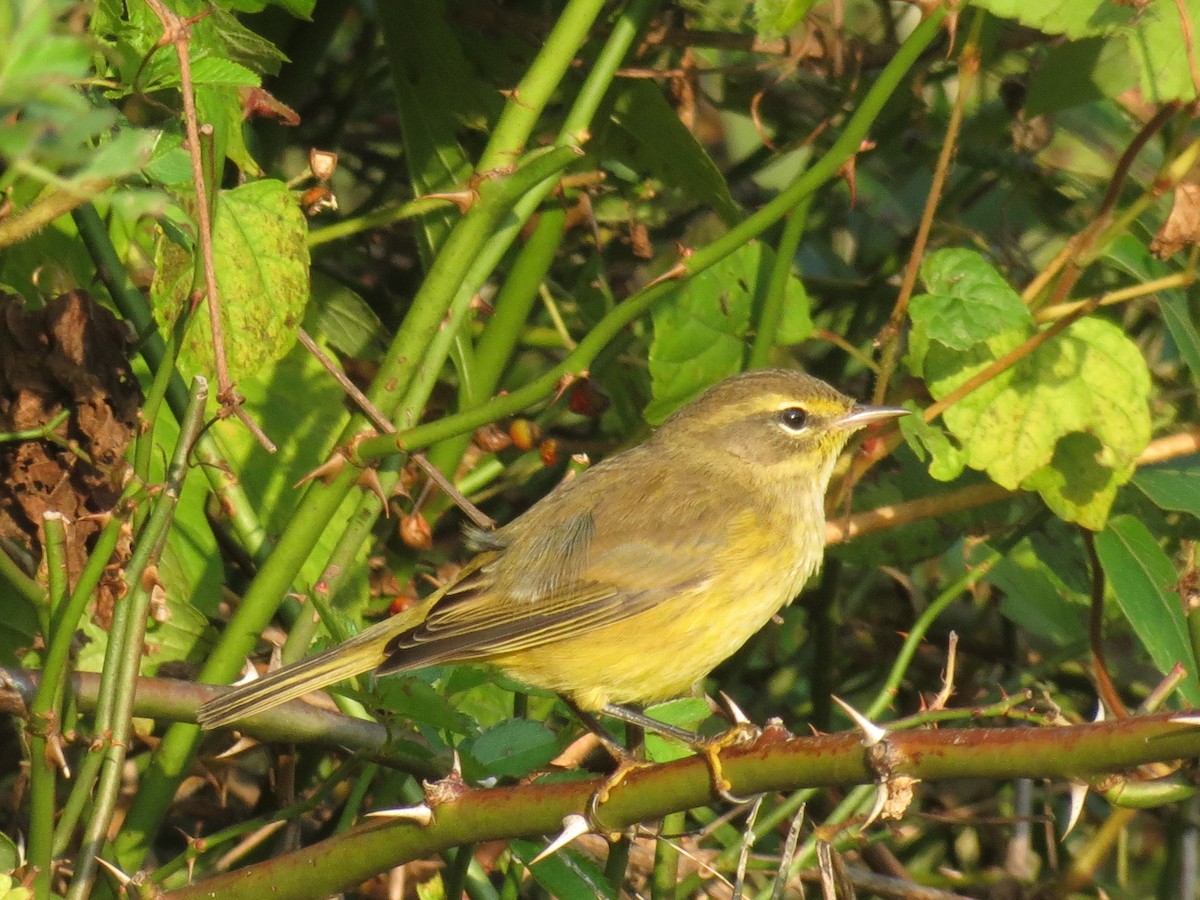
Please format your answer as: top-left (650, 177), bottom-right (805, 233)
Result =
top-left (827, 426), bottom-right (1200, 544)
top-left (0, 667), bottom-right (439, 778)
top-left (1083, 529), bottom-right (1128, 718)
top-left (922, 294), bottom-right (1102, 424)
top-left (873, 12), bottom-right (982, 405)
top-left (1173, 0), bottom-right (1200, 119)
top-left (142, 0), bottom-right (274, 453)
top-left (1034, 270), bottom-right (1196, 323)
top-left (296, 329), bottom-right (495, 530)
top-left (1022, 103), bottom-right (1181, 307)
top-left (162, 713), bottom-right (1200, 900)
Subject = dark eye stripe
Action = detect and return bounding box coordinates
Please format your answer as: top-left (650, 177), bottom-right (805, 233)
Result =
top-left (777, 407), bottom-right (808, 431)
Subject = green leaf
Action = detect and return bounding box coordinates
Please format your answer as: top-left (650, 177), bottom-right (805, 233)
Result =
top-left (775, 269), bottom-right (813, 345)
top-left (909, 247), bottom-right (1031, 364)
top-left (1026, 37), bottom-right (1136, 115)
top-left (195, 83), bottom-right (259, 176)
top-left (645, 241), bottom-right (765, 423)
top-left (0, 832), bottom-right (21, 874)
top-left (168, 56), bottom-right (261, 89)
top-left (607, 79), bottom-right (740, 225)
top-left (1094, 515), bottom-right (1200, 704)
top-left (468, 719), bottom-right (560, 778)
top-left (143, 131), bottom-right (194, 187)
top-left (77, 585), bottom-right (211, 676)
top-left (1133, 461), bottom-right (1200, 516)
top-left (78, 127), bottom-right (156, 180)
top-left (910, 249), bottom-right (1151, 527)
top-left (991, 539), bottom-right (1087, 647)
top-left (754, 0), bottom-right (819, 37)
top-left (378, 0), bottom-right (495, 260)
top-left (898, 407), bottom-right (966, 482)
top-left (1126, 0), bottom-right (1200, 102)
top-left (211, 341), bottom-right (364, 603)
top-left (1159, 295), bottom-right (1200, 390)
top-left (304, 271), bottom-right (387, 359)
top-left (926, 311), bottom-right (1151, 528)
top-left (152, 179), bottom-right (309, 383)
top-left (374, 675), bottom-right (476, 735)
top-left (643, 697), bottom-right (711, 763)
top-left (972, 0), bottom-right (1199, 101)
top-left (205, 7), bottom-right (288, 77)
top-left (513, 839), bottom-right (617, 900)
top-left (0, 0), bottom-right (90, 106)
top-left (966, 0), bottom-right (1135, 40)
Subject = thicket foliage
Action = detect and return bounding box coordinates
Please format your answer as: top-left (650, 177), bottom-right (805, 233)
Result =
top-left (1, 0), bottom-right (1200, 897)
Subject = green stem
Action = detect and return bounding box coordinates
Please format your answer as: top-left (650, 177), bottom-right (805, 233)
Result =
top-left (356, 6), bottom-right (948, 463)
top-left (748, 196), bottom-right (812, 369)
top-left (151, 755), bottom-right (365, 888)
top-left (26, 512), bottom-right (68, 900)
top-left (418, 0), bottom-right (657, 488)
top-left (0, 540), bottom-right (42, 613)
top-left (605, 835), bottom-right (632, 892)
top-left (651, 810), bottom-right (685, 900)
top-left (371, 144), bottom-right (582, 422)
top-left (423, 206), bottom-right (568, 512)
top-left (308, 196), bottom-right (457, 247)
top-left (442, 843), bottom-right (476, 900)
top-left (113, 139), bottom-right (578, 886)
top-left (43, 510), bottom-right (127, 856)
top-left (476, 0), bottom-right (608, 169)
top-left (68, 376), bottom-right (209, 900)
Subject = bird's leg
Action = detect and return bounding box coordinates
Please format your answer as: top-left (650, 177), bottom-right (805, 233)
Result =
top-left (562, 700), bottom-right (653, 832)
top-left (601, 700), bottom-right (760, 804)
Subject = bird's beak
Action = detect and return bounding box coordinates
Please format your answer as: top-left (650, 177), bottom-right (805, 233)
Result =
top-left (837, 404), bottom-right (910, 430)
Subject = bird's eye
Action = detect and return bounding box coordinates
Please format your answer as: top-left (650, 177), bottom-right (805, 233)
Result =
top-left (776, 407), bottom-right (809, 431)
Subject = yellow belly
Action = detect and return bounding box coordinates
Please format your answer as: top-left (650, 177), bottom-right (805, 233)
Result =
top-left (487, 556), bottom-right (814, 710)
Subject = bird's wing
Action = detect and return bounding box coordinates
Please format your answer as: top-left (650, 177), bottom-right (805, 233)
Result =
top-left (378, 506), bottom-right (724, 672)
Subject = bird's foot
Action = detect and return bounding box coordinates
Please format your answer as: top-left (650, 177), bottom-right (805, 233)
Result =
top-left (697, 720), bottom-right (761, 803)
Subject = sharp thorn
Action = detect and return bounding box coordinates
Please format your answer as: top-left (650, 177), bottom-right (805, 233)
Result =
top-left (832, 695), bottom-right (888, 746)
top-left (49, 736), bottom-right (72, 779)
top-left (94, 856), bottom-right (133, 886)
top-left (212, 736), bottom-right (260, 759)
top-left (227, 659), bottom-right (261, 687)
top-left (644, 260), bottom-right (688, 289)
top-left (1063, 781), bottom-right (1088, 838)
top-left (530, 814), bottom-right (591, 865)
top-left (365, 804), bottom-right (434, 826)
top-left (861, 782), bottom-right (888, 831)
top-left (719, 691), bottom-right (751, 725)
top-left (1170, 714), bottom-right (1200, 726)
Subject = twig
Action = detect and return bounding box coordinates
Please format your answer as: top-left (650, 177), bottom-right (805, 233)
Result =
top-left (826, 424), bottom-right (1200, 545)
top-left (1173, 0), bottom-right (1200, 119)
top-left (771, 803), bottom-right (806, 900)
top-left (1034, 270), bottom-right (1196, 322)
top-left (1021, 103), bottom-right (1181, 307)
top-left (141, 0), bottom-right (274, 452)
top-left (873, 13), bottom-right (983, 405)
top-left (296, 329), bottom-right (495, 530)
top-left (922, 294), bottom-right (1103, 424)
top-left (930, 631), bottom-right (958, 712)
top-left (1084, 530), bottom-right (1128, 718)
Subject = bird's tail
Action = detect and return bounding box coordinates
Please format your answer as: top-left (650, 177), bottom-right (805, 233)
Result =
top-left (197, 612), bottom-right (415, 730)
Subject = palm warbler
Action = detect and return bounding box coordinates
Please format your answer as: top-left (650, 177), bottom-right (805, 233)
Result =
top-left (198, 369), bottom-right (906, 731)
